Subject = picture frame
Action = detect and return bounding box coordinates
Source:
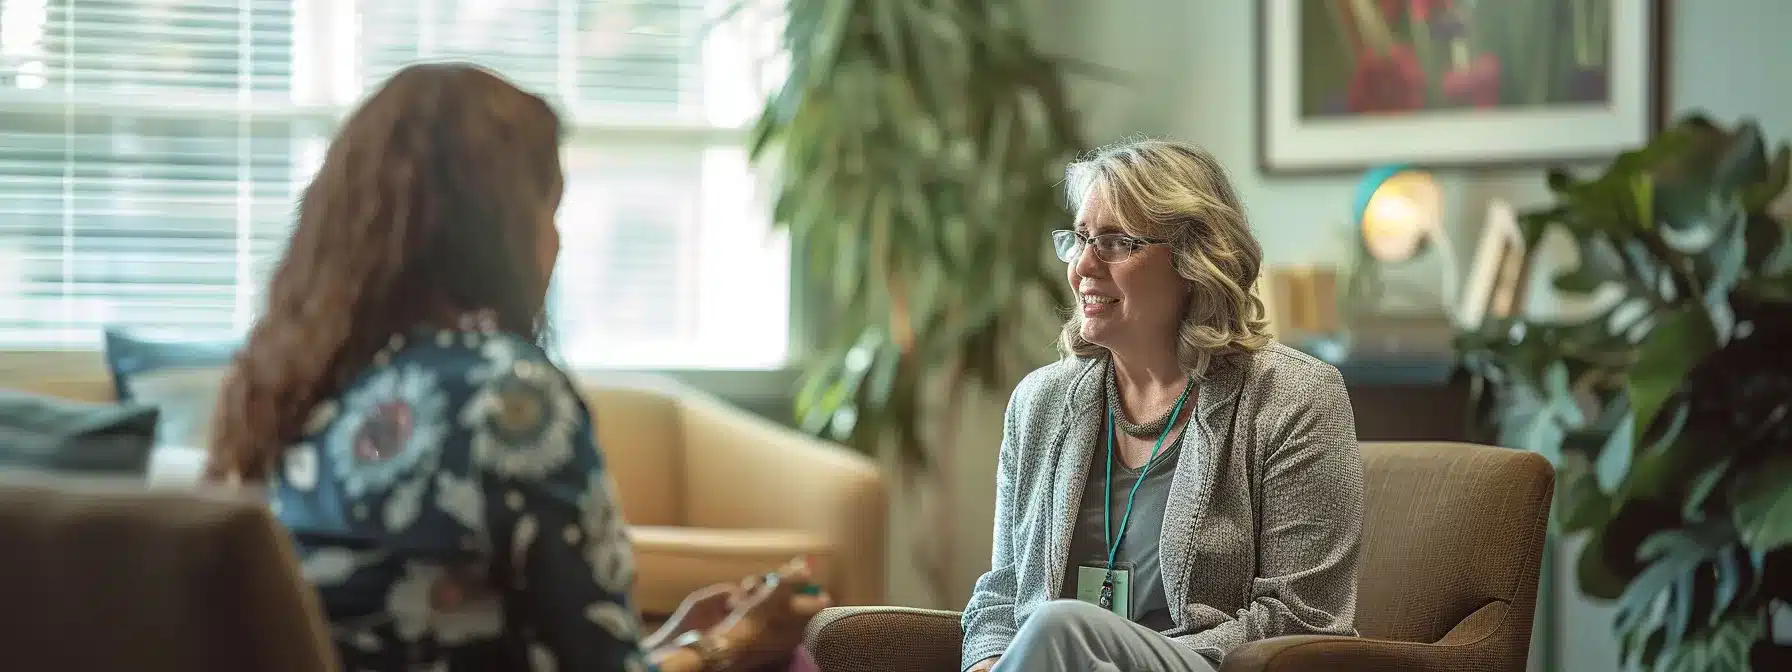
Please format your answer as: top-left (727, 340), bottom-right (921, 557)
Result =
top-left (1257, 0), bottom-right (1668, 175)
top-left (1458, 198), bottom-right (1532, 331)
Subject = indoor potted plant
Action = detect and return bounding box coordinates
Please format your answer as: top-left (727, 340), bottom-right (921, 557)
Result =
top-left (1458, 115), bottom-right (1792, 670)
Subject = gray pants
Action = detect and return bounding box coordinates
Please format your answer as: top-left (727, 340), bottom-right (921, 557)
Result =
top-left (993, 600), bottom-right (1219, 672)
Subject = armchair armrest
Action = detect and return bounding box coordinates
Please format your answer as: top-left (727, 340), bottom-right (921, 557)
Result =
top-left (1219, 600), bottom-right (1513, 672)
top-left (676, 391), bottom-right (888, 605)
top-left (806, 606), bottom-right (963, 672)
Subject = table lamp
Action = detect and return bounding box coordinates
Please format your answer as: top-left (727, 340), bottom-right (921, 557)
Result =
top-left (1345, 165), bottom-right (1461, 323)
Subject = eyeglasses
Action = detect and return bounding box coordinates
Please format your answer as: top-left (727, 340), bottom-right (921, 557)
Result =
top-left (1052, 229), bottom-right (1165, 264)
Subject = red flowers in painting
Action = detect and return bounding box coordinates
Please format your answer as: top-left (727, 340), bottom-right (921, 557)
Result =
top-left (1405, 0), bottom-right (1450, 23)
top-left (1326, 0), bottom-right (1523, 114)
top-left (1369, 0), bottom-right (1452, 24)
top-left (1347, 45), bottom-right (1425, 114)
top-left (1309, 0), bottom-right (1618, 119)
top-left (1442, 52), bottom-right (1502, 108)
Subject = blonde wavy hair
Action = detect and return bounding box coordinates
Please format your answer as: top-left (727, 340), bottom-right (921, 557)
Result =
top-left (1059, 138), bottom-right (1273, 380)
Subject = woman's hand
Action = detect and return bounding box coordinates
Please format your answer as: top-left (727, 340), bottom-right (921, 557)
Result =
top-left (966, 656), bottom-right (1001, 672)
top-left (646, 583), bottom-right (742, 650)
top-left (712, 559), bottom-right (831, 669)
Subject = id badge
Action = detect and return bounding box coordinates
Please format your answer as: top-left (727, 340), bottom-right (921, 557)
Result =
top-left (1074, 563), bottom-right (1131, 619)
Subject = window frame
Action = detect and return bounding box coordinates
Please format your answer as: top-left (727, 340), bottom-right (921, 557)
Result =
top-left (0, 0), bottom-right (801, 389)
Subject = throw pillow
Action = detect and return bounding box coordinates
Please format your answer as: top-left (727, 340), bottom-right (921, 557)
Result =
top-left (127, 366), bottom-right (229, 451)
top-left (103, 328), bottom-right (238, 401)
top-left (103, 328), bottom-right (240, 486)
top-left (128, 367), bottom-right (230, 486)
top-left (0, 390), bottom-right (159, 475)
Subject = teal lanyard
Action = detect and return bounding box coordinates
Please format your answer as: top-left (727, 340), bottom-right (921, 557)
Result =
top-left (1102, 380), bottom-right (1194, 572)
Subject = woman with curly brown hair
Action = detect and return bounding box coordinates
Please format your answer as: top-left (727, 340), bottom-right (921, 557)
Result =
top-left (208, 63), bottom-right (824, 672)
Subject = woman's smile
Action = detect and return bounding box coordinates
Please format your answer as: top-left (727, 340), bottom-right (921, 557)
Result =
top-left (1079, 289), bottom-right (1119, 317)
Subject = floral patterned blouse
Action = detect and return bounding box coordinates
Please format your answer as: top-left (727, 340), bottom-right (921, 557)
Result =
top-left (269, 321), bottom-right (652, 672)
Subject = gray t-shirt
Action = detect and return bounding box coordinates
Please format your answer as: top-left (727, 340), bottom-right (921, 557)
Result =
top-left (1058, 426), bottom-right (1188, 632)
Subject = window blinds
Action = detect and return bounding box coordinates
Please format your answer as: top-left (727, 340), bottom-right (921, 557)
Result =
top-left (0, 0), bottom-right (785, 368)
top-left (0, 0), bottom-right (305, 345)
top-left (358, 0), bottom-right (706, 120)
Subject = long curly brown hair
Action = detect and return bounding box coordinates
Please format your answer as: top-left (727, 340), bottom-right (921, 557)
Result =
top-left (206, 63), bottom-right (565, 482)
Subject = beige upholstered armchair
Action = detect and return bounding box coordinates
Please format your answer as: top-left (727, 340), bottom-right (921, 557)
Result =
top-left (583, 375), bottom-right (888, 613)
top-left (6, 369), bottom-right (888, 616)
top-left (803, 442), bottom-right (1552, 672)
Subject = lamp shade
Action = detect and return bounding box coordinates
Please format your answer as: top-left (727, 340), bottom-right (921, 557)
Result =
top-left (1353, 165), bottom-right (1442, 263)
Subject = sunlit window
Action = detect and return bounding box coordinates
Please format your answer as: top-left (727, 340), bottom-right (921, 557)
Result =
top-left (0, 0), bottom-right (788, 370)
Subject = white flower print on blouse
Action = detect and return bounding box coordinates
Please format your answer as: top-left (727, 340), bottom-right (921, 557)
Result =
top-left (580, 470), bottom-right (635, 594)
top-left (302, 399), bottom-right (340, 435)
top-left (300, 547), bottom-right (377, 586)
top-left (465, 337), bottom-right (527, 386)
top-left (283, 443), bottom-right (320, 491)
top-left (347, 630), bottom-right (382, 653)
top-left (460, 363), bottom-right (581, 480)
top-left (583, 602), bottom-right (640, 642)
top-left (384, 469), bottom-right (431, 532)
top-left (434, 470), bottom-right (485, 533)
top-left (529, 643), bottom-right (558, 672)
top-left (326, 364), bottom-right (452, 499)
top-left (385, 562), bottom-right (504, 645)
top-left (511, 512), bottom-right (540, 588)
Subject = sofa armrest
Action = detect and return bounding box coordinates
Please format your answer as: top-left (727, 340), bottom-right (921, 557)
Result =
top-left (676, 392), bottom-right (888, 605)
top-left (806, 606), bottom-right (963, 672)
top-left (1219, 600), bottom-right (1513, 672)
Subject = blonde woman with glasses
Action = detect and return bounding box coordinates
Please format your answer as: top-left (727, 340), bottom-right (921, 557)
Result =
top-left (961, 139), bottom-right (1365, 672)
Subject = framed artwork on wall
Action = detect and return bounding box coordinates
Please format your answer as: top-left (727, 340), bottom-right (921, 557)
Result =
top-left (1257, 0), bottom-right (1668, 174)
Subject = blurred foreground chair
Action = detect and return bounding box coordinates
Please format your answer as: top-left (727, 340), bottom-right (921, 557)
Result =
top-left (803, 442), bottom-right (1553, 672)
top-left (0, 474), bottom-right (335, 672)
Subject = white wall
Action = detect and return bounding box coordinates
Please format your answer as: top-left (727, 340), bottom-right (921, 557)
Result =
top-left (1030, 0), bottom-right (1792, 268)
top-left (898, 1), bottom-right (1792, 670)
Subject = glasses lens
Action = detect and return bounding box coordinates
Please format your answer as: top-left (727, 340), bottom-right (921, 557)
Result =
top-left (1052, 230), bottom-right (1080, 262)
top-left (1091, 235), bottom-right (1132, 263)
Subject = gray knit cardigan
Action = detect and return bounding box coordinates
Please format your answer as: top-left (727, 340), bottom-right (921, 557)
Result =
top-left (960, 343), bottom-right (1365, 668)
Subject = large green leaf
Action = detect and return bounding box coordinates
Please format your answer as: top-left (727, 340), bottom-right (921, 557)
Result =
top-left (1595, 408), bottom-right (1636, 494)
top-left (1730, 454), bottom-right (1792, 553)
top-left (1557, 458), bottom-right (1615, 533)
top-left (1682, 456), bottom-right (1733, 521)
top-left (1552, 233), bottom-right (1632, 295)
top-left (1615, 520), bottom-right (1745, 663)
top-left (1621, 420), bottom-right (1716, 505)
top-left (1711, 121), bottom-right (1769, 194)
top-left (1697, 204), bottom-right (1749, 302)
top-left (1575, 527), bottom-right (1629, 600)
top-left (1492, 380), bottom-right (1570, 462)
top-left (1626, 307), bottom-right (1718, 440)
top-left (1742, 142), bottom-right (1791, 212)
top-left (1651, 615), bottom-right (1762, 672)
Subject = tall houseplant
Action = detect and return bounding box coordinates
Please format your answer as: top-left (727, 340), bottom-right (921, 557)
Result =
top-left (746, 0), bottom-right (1087, 604)
top-left (1458, 116), bottom-right (1792, 671)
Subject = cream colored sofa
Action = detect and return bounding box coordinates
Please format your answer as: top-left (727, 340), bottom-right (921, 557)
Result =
top-left (7, 370), bottom-right (888, 613)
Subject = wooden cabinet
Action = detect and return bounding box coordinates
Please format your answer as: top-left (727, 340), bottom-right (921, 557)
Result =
top-left (1320, 355), bottom-right (1471, 443)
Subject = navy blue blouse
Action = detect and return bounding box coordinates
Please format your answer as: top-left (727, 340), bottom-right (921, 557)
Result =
top-left (270, 321), bottom-right (652, 671)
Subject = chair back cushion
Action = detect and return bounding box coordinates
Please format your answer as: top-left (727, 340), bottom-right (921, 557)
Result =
top-left (581, 376), bottom-right (687, 527)
top-left (0, 389), bottom-right (159, 475)
top-left (0, 475), bottom-right (335, 672)
top-left (1354, 442), bottom-right (1553, 644)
